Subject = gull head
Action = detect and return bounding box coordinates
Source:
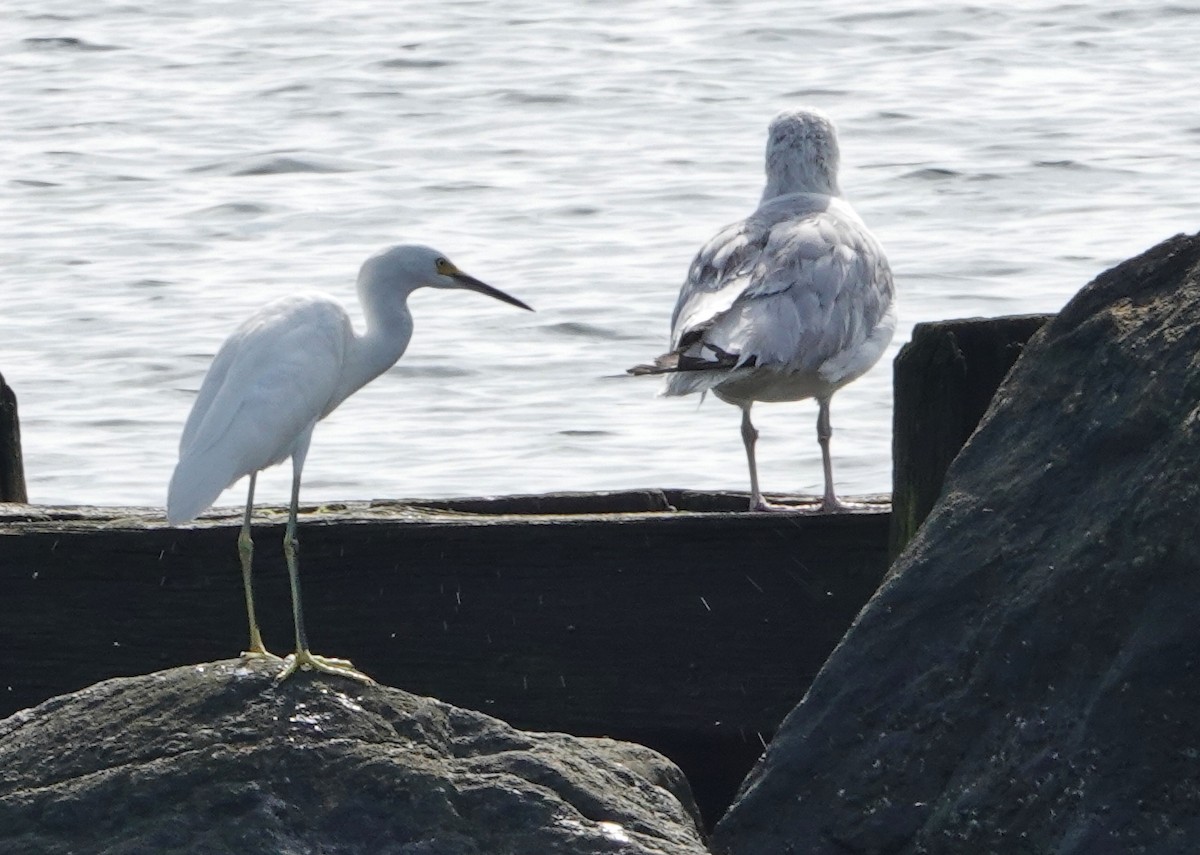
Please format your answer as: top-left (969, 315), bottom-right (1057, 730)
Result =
top-left (359, 244), bottom-right (533, 311)
top-left (762, 108), bottom-right (842, 201)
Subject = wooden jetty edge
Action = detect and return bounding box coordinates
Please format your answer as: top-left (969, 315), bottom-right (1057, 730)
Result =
top-left (0, 314), bottom-right (1048, 827)
top-left (1, 492), bottom-right (889, 827)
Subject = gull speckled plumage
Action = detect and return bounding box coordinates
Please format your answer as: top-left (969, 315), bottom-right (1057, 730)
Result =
top-left (630, 108), bottom-right (896, 511)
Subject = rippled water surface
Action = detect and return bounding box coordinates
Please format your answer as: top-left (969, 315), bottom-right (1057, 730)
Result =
top-left (3, 1), bottom-right (1198, 508)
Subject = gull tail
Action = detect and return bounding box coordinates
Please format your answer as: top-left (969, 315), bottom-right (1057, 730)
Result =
top-left (627, 350), bottom-right (742, 398)
top-left (627, 353), bottom-right (682, 376)
top-left (627, 340), bottom-right (753, 376)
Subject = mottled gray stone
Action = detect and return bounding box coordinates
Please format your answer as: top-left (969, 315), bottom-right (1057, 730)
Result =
top-left (0, 660), bottom-right (709, 855)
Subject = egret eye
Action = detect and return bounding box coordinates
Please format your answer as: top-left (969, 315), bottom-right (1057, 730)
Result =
top-left (436, 257), bottom-right (450, 272)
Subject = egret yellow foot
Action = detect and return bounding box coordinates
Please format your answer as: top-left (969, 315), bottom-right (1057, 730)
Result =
top-left (240, 628), bottom-right (283, 662)
top-left (240, 647), bottom-right (284, 662)
top-left (275, 649), bottom-right (374, 684)
top-left (308, 653), bottom-right (356, 669)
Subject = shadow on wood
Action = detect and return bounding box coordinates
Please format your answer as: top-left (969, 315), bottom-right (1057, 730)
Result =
top-left (889, 315), bottom-right (1052, 560)
top-left (0, 372), bottom-right (27, 504)
top-left (0, 490), bottom-right (890, 829)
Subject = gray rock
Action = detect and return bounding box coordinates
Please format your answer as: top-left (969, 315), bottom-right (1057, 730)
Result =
top-left (713, 231), bottom-right (1200, 855)
top-left (0, 659), bottom-right (709, 855)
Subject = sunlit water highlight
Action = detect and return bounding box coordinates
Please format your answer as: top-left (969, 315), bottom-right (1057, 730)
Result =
top-left (3, 2), bottom-right (1198, 509)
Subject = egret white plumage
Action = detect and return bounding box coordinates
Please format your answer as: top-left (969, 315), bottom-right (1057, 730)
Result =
top-left (630, 109), bottom-right (896, 512)
top-left (167, 245), bottom-right (532, 682)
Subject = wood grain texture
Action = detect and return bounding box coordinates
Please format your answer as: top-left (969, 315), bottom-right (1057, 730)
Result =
top-left (889, 315), bottom-right (1052, 559)
top-left (0, 372), bottom-right (26, 504)
top-left (0, 491), bottom-right (888, 827)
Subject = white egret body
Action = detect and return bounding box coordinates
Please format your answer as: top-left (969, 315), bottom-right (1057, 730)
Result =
top-left (167, 244), bottom-right (532, 681)
top-left (630, 109), bottom-right (896, 511)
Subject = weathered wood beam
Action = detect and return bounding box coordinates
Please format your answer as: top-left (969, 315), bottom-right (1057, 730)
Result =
top-left (889, 315), bottom-right (1052, 559)
top-left (0, 372), bottom-right (27, 504)
top-left (0, 494), bottom-right (889, 827)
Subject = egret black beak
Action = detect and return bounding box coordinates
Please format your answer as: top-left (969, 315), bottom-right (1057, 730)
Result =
top-left (452, 272), bottom-right (534, 312)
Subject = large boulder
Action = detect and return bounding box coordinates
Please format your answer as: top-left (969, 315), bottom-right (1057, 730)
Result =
top-left (713, 231), bottom-right (1200, 854)
top-left (0, 660), bottom-right (708, 855)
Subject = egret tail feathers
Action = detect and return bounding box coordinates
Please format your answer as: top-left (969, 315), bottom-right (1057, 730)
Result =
top-left (166, 452), bottom-right (240, 524)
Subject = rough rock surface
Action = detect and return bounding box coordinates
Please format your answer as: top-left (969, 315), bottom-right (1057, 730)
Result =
top-left (713, 231), bottom-right (1200, 855)
top-left (0, 660), bottom-right (708, 855)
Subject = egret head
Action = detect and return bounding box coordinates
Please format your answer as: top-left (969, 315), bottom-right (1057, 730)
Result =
top-left (762, 108), bottom-right (842, 201)
top-left (359, 244), bottom-right (533, 311)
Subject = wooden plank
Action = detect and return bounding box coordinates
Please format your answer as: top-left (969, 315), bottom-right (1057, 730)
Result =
top-left (0, 493), bottom-right (889, 827)
top-left (889, 315), bottom-right (1052, 559)
top-left (0, 373), bottom-right (26, 504)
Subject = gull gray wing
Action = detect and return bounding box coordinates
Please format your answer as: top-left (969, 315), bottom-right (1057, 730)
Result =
top-left (667, 193), bottom-right (893, 379)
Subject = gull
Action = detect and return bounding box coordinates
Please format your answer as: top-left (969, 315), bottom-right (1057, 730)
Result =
top-left (630, 108), bottom-right (896, 511)
top-left (167, 245), bottom-right (532, 682)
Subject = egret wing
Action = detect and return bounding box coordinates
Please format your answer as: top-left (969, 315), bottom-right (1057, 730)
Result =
top-left (168, 295), bottom-right (350, 522)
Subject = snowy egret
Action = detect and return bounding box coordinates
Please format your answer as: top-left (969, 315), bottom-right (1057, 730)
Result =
top-left (167, 244), bottom-right (533, 682)
top-left (629, 109), bottom-right (896, 512)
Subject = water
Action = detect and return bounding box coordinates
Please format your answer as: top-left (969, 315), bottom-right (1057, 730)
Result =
top-left (3, 1), bottom-right (1198, 510)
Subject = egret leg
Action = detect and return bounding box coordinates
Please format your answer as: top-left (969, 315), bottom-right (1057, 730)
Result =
top-left (740, 405), bottom-right (776, 512)
top-left (275, 459), bottom-right (373, 684)
top-left (238, 473), bottom-right (280, 661)
top-left (817, 396), bottom-right (847, 513)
